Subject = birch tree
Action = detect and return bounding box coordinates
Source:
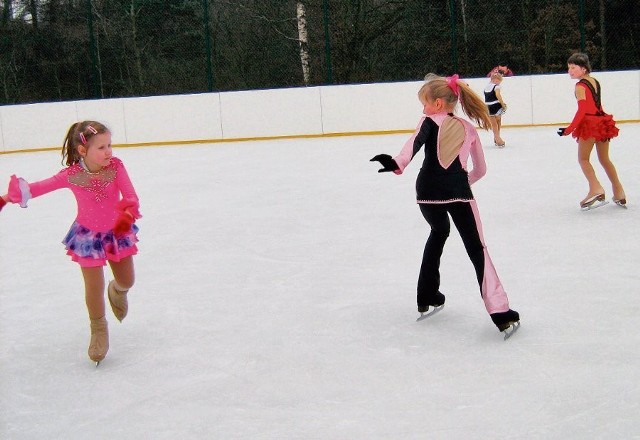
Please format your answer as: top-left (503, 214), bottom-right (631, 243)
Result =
top-left (296, 1), bottom-right (310, 84)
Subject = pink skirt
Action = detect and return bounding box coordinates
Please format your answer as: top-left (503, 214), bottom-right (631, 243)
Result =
top-left (62, 221), bottom-right (139, 267)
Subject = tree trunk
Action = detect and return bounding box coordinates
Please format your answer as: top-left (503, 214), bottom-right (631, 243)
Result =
top-left (128, 1), bottom-right (144, 93)
top-left (2, 0), bottom-right (12, 25)
top-left (29, 0), bottom-right (38, 29)
top-left (460, 0), bottom-right (468, 70)
top-left (296, 2), bottom-right (310, 85)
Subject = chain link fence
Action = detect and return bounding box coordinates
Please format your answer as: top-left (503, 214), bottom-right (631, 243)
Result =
top-left (1, 0), bottom-right (638, 105)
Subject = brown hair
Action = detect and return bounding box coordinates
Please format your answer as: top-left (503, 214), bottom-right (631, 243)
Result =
top-left (420, 74), bottom-right (491, 130)
top-left (61, 121), bottom-right (109, 166)
top-left (567, 52), bottom-right (592, 73)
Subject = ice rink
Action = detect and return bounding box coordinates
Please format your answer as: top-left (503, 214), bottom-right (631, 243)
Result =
top-left (1, 124), bottom-right (639, 439)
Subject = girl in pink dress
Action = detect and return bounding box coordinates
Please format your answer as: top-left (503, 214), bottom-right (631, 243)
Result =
top-left (371, 74), bottom-right (520, 338)
top-left (0, 121), bottom-right (141, 364)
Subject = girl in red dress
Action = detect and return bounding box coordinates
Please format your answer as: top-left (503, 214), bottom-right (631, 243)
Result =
top-left (558, 52), bottom-right (626, 209)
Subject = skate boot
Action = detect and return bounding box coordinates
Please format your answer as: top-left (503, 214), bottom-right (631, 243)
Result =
top-left (417, 292), bottom-right (445, 321)
top-left (418, 291), bottom-right (445, 313)
top-left (88, 316), bottom-right (109, 364)
top-left (108, 280), bottom-right (129, 322)
top-left (490, 309), bottom-right (520, 340)
top-left (580, 193), bottom-right (606, 210)
top-left (612, 197), bottom-right (627, 208)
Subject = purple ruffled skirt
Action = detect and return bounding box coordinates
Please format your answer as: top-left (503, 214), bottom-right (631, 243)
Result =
top-left (62, 221), bottom-right (139, 267)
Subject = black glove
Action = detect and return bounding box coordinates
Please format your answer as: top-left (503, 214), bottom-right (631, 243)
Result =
top-left (370, 154), bottom-right (399, 173)
top-left (557, 128), bottom-right (566, 136)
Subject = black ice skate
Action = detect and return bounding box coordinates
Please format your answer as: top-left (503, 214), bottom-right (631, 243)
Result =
top-left (490, 309), bottom-right (520, 340)
top-left (417, 292), bottom-right (445, 322)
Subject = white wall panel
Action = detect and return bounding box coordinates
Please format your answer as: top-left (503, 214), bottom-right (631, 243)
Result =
top-left (596, 71), bottom-right (640, 121)
top-left (320, 81), bottom-right (422, 134)
top-left (0, 71), bottom-right (638, 154)
top-left (1, 101), bottom-right (78, 152)
top-left (531, 74), bottom-right (575, 125)
top-left (219, 87), bottom-right (322, 139)
top-left (122, 93), bottom-right (222, 144)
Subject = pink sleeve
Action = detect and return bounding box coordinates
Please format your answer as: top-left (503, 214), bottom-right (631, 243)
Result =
top-left (7, 171), bottom-right (67, 207)
top-left (115, 160), bottom-right (141, 218)
top-left (393, 116), bottom-right (426, 174)
top-left (467, 130), bottom-right (487, 185)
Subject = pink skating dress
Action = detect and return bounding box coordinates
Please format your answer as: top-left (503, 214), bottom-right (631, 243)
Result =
top-left (7, 157), bottom-right (140, 267)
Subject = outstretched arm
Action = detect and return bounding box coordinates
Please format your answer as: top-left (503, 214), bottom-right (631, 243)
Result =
top-left (392, 116), bottom-right (428, 174)
top-left (370, 154), bottom-right (399, 173)
top-left (370, 116), bottom-right (431, 175)
top-left (4, 172), bottom-right (67, 208)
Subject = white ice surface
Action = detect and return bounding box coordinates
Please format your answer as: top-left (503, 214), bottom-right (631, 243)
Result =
top-left (1, 125), bottom-right (639, 439)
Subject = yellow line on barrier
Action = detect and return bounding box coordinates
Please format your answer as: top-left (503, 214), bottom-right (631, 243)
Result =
top-left (1, 121), bottom-right (638, 156)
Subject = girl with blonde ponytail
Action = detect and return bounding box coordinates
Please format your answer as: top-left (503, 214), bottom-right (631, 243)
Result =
top-left (371, 74), bottom-right (520, 339)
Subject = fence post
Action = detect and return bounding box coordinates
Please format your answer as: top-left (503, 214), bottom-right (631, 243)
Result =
top-left (203, 0), bottom-right (214, 91)
top-left (322, 0), bottom-right (333, 84)
top-left (86, 0), bottom-right (101, 98)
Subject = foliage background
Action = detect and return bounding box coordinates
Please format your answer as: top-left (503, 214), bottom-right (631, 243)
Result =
top-left (1, 0), bottom-right (638, 105)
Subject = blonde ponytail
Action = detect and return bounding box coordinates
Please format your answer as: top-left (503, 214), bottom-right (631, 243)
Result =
top-left (420, 73), bottom-right (491, 130)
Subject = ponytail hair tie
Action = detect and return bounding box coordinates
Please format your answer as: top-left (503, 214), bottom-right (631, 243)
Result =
top-left (446, 74), bottom-right (460, 97)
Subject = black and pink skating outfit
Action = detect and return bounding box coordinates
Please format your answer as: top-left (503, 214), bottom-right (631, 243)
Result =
top-left (392, 112), bottom-right (519, 331)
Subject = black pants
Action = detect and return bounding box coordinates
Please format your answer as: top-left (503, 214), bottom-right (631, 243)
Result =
top-left (417, 202), bottom-right (485, 307)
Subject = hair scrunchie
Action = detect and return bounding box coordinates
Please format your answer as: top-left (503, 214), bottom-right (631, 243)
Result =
top-left (446, 74), bottom-right (460, 96)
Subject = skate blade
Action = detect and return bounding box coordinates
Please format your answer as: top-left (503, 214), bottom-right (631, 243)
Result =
top-left (613, 200), bottom-right (628, 209)
top-left (581, 200), bottom-right (608, 211)
top-left (416, 305), bottom-right (444, 322)
top-left (502, 321), bottom-right (520, 340)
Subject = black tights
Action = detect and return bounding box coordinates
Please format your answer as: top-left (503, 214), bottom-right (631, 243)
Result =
top-left (417, 202), bottom-right (485, 307)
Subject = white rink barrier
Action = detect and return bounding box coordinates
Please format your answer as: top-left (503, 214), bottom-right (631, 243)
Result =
top-left (1, 70), bottom-right (638, 153)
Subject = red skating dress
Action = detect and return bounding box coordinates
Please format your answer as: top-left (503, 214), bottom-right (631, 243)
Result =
top-left (566, 78), bottom-right (619, 142)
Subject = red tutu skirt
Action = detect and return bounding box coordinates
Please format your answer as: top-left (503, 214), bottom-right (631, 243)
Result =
top-left (572, 113), bottom-right (619, 142)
